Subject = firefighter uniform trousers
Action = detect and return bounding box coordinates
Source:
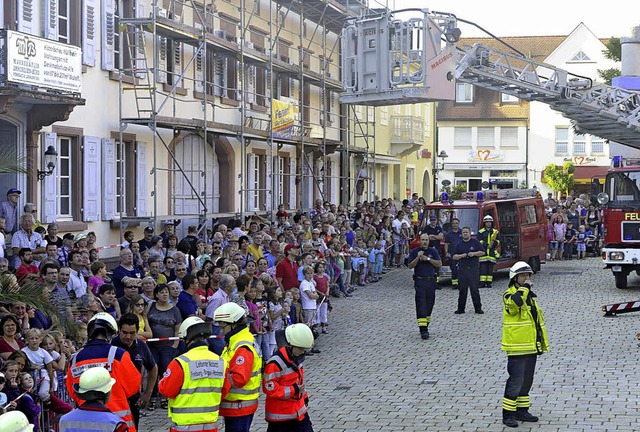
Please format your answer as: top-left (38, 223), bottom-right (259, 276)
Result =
top-left (478, 227), bottom-right (500, 286)
top-left (450, 260), bottom-right (459, 288)
top-left (503, 354), bottom-right (537, 414)
top-left (458, 264), bottom-right (482, 312)
top-left (414, 276), bottom-right (436, 329)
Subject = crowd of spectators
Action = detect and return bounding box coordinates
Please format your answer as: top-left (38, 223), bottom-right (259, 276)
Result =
top-left (0, 193), bottom-right (430, 428)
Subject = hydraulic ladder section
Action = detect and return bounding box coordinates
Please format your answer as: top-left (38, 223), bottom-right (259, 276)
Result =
top-left (456, 43), bottom-right (640, 148)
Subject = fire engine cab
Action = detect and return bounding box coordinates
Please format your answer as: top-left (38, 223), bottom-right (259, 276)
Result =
top-left (600, 156), bottom-right (640, 288)
top-left (412, 189), bottom-right (548, 280)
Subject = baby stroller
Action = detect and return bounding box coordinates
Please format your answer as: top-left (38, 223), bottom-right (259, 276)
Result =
top-left (585, 232), bottom-right (600, 256)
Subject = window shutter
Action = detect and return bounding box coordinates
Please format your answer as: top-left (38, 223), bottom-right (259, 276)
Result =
top-left (246, 65), bottom-right (256, 103)
top-left (265, 155), bottom-right (272, 211)
top-left (82, 0), bottom-right (97, 66)
top-left (157, 36), bottom-right (168, 83)
top-left (194, 46), bottom-right (204, 92)
top-left (82, 136), bottom-right (101, 221)
top-left (101, 138), bottom-right (116, 220)
top-left (44, 0), bottom-right (59, 40)
top-left (214, 55), bottom-right (224, 96)
top-left (101, 0), bottom-right (116, 71)
top-left (135, 141), bottom-right (147, 216)
top-left (273, 156), bottom-right (282, 208)
top-left (288, 156), bottom-right (296, 209)
top-left (17, 0), bottom-right (34, 34)
top-left (134, 0), bottom-right (146, 77)
top-left (173, 41), bottom-right (182, 86)
top-left (247, 153), bottom-right (256, 211)
top-left (41, 132), bottom-right (58, 223)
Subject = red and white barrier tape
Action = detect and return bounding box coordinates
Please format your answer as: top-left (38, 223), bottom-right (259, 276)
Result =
top-left (146, 335), bottom-right (225, 343)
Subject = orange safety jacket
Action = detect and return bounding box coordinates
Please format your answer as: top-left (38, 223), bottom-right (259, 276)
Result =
top-left (65, 339), bottom-right (141, 431)
top-left (262, 346), bottom-right (308, 423)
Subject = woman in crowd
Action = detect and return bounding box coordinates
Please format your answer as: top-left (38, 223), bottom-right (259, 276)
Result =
top-left (141, 276), bottom-right (157, 303)
top-left (0, 314), bottom-right (24, 360)
top-left (126, 294), bottom-right (153, 340)
top-left (96, 284), bottom-right (121, 319)
top-left (162, 255), bottom-right (176, 282)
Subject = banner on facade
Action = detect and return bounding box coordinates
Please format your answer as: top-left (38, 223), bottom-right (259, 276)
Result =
top-left (5, 30), bottom-right (82, 93)
top-left (272, 99), bottom-right (296, 140)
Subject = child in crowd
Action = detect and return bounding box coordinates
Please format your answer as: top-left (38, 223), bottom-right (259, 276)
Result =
top-left (283, 291), bottom-right (293, 326)
top-left (254, 277), bottom-right (271, 359)
top-left (88, 261), bottom-right (107, 295)
top-left (576, 225), bottom-right (587, 259)
top-left (267, 285), bottom-right (288, 358)
top-left (288, 288), bottom-right (303, 324)
top-left (21, 329), bottom-right (54, 404)
top-left (313, 262), bottom-right (330, 334)
top-left (18, 372), bottom-right (41, 431)
top-left (245, 281), bottom-right (260, 337)
top-left (96, 284), bottom-right (121, 319)
top-left (300, 266), bottom-right (319, 327)
top-left (195, 241), bottom-right (211, 270)
top-left (0, 363), bottom-right (19, 413)
top-left (400, 221), bottom-right (412, 265)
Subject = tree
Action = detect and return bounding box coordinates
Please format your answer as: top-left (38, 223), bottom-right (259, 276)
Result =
top-left (598, 37), bottom-right (621, 85)
top-left (544, 162), bottom-right (574, 196)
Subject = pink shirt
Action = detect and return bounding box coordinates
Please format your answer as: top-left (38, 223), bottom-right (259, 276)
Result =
top-left (88, 275), bottom-right (105, 295)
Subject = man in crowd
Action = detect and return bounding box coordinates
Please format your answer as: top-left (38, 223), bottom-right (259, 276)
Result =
top-left (45, 243), bottom-right (58, 262)
top-left (15, 248), bottom-right (39, 283)
top-left (159, 220), bottom-right (175, 247)
top-left (58, 266), bottom-right (72, 294)
top-left (452, 227), bottom-right (485, 315)
top-left (176, 274), bottom-right (199, 320)
top-left (58, 233), bottom-right (75, 267)
top-left (118, 277), bottom-right (140, 313)
top-left (137, 227), bottom-right (155, 253)
top-left (407, 233), bottom-right (442, 340)
top-left (247, 232), bottom-right (265, 261)
top-left (112, 248), bottom-right (143, 298)
top-left (276, 244), bottom-right (300, 291)
top-left (0, 188), bottom-right (20, 237)
top-left (146, 255), bottom-right (167, 284)
top-left (111, 314), bottom-right (158, 430)
top-left (264, 240), bottom-right (280, 268)
top-left (11, 214), bottom-right (45, 268)
top-left (205, 274), bottom-right (236, 354)
top-left (68, 250), bottom-right (88, 299)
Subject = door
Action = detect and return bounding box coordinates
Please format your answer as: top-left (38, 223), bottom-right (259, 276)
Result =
top-left (173, 134), bottom-right (219, 215)
top-left (518, 200), bottom-right (547, 262)
top-left (0, 120), bottom-right (20, 199)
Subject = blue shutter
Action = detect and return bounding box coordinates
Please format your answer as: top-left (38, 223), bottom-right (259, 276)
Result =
top-left (44, 0), bottom-right (59, 40)
top-left (101, 138), bottom-right (116, 220)
top-left (83, 136), bottom-right (101, 221)
top-left (135, 141), bottom-right (147, 216)
top-left (288, 156), bottom-right (296, 209)
top-left (17, 0), bottom-right (34, 34)
top-left (101, 0), bottom-right (116, 71)
top-left (42, 132), bottom-right (58, 223)
top-left (82, 0), bottom-right (97, 66)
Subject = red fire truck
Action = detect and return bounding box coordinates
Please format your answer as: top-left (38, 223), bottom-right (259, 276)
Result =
top-left (412, 189), bottom-right (548, 281)
top-left (599, 157), bottom-right (640, 289)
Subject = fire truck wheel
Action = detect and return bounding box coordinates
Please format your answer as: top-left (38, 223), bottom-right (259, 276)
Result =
top-left (528, 256), bottom-right (541, 273)
top-left (614, 272), bottom-right (628, 289)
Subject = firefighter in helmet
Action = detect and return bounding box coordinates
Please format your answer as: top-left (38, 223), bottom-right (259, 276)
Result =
top-left (159, 317), bottom-right (228, 432)
top-left (501, 261), bottom-right (549, 428)
top-left (478, 215), bottom-right (501, 287)
top-left (0, 411), bottom-right (33, 432)
top-left (262, 323), bottom-right (315, 432)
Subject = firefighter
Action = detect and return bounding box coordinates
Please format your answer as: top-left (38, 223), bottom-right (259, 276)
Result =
top-left (59, 367), bottom-right (129, 432)
top-left (213, 303), bottom-right (262, 432)
top-left (444, 217), bottom-right (463, 290)
top-left (452, 227), bottom-right (484, 314)
top-left (478, 215), bottom-right (501, 287)
top-left (407, 233), bottom-right (442, 339)
top-left (66, 312), bottom-right (141, 431)
top-left (158, 316), bottom-right (228, 432)
top-left (262, 323), bottom-right (315, 432)
top-left (501, 262), bottom-right (549, 428)
top-left (0, 411), bottom-right (33, 432)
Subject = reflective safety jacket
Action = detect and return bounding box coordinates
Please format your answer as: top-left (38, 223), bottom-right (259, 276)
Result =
top-left (59, 401), bottom-right (128, 432)
top-left (502, 282), bottom-right (549, 356)
top-left (262, 346), bottom-right (308, 423)
top-left (478, 227), bottom-right (501, 262)
top-left (66, 339), bottom-right (141, 431)
top-left (159, 344), bottom-right (227, 428)
top-left (220, 326), bottom-right (262, 417)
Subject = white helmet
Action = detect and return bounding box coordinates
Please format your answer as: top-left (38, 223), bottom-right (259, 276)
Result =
top-left (178, 316), bottom-right (212, 341)
top-left (76, 367), bottom-right (116, 398)
top-left (509, 261), bottom-right (533, 280)
top-left (285, 324), bottom-right (315, 349)
top-left (483, 215), bottom-right (494, 223)
top-left (87, 312), bottom-right (118, 340)
top-left (213, 302), bottom-right (246, 324)
top-left (0, 411), bottom-right (34, 432)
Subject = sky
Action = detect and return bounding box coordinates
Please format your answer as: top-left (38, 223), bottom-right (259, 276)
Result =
top-left (389, 0), bottom-right (639, 38)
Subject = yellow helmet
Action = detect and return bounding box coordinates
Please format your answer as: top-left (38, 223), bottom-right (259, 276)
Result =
top-left (213, 302), bottom-right (246, 323)
top-left (178, 316), bottom-right (212, 341)
top-left (76, 367), bottom-right (116, 398)
top-left (0, 411), bottom-right (34, 432)
top-left (285, 324), bottom-right (314, 349)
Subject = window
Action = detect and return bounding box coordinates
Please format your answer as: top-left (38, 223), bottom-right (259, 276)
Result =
top-left (570, 50), bottom-right (591, 62)
top-left (522, 204), bottom-right (538, 225)
top-left (500, 127), bottom-right (518, 147)
top-left (501, 93), bottom-right (519, 103)
top-left (477, 127), bottom-right (495, 148)
top-left (455, 83), bottom-right (473, 103)
top-left (56, 136), bottom-right (72, 218)
top-left (573, 133), bottom-right (586, 155)
top-left (58, 0), bottom-right (69, 44)
top-left (555, 127), bottom-right (569, 155)
top-left (591, 136), bottom-right (605, 154)
top-left (115, 141), bottom-right (127, 214)
top-left (454, 127), bottom-right (472, 147)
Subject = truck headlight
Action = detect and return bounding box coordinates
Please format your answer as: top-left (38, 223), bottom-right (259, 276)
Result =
top-left (609, 252), bottom-right (625, 261)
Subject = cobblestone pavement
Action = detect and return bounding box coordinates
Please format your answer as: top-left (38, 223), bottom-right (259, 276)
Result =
top-left (140, 257), bottom-right (640, 431)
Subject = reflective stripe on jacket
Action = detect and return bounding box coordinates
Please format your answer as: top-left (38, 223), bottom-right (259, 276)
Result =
top-left (168, 345), bottom-right (226, 426)
top-left (220, 326), bottom-right (262, 417)
top-left (501, 283), bottom-right (549, 355)
top-left (262, 346), bottom-right (307, 422)
top-left (478, 227), bottom-right (500, 262)
top-left (59, 404), bottom-right (126, 432)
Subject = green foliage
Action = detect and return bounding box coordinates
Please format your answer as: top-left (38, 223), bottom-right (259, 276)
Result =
top-left (598, 37), bottom-right (621, 85)
top-left (441, 183), bottom-right (467, 200)
top-left (598, 67), bottom-right (621, 85)
top-left (544, 162), bottom-right (574, 195)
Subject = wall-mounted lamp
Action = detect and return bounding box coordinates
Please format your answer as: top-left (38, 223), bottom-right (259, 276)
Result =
top-left (37, 145), bottom-right (58, 181)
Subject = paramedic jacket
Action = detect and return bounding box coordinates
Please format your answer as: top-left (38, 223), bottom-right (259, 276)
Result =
top-left (66, 339), bottom-right (141, 431)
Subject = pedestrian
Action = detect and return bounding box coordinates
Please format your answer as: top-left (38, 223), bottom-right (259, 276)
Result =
top-left (66, 312), bottom-right (141, 431)
top-left (478, 215), bottom-right (501, 287)
top-left (444, 218), bottom-right (463, 290)
top-left (59, 367), bottom-right (130, 432)
top-left (407, 233), bottom-right (442, 339)
top-left (501, 261), bottom-right (549, 428)
top-left (262, 323), bottom-right (316, 432)
top-left (451, 227), bottom-right (484, 314)
top-left (0, 410), bottom-right (34, 432)
top-left (158, 317), bottom-right (228, 432)
top-left (213, 302), bottom-right (262, 432)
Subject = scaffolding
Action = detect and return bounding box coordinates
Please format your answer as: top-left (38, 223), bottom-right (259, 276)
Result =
top-left (116, 0), bottom-right (378, 234)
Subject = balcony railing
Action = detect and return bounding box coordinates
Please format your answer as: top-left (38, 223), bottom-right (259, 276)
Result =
top-left (390, 115), bottom-right (424, 144)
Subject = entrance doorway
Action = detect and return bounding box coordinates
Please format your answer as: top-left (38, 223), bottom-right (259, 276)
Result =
top-left (0, 120), bottom-right (19, 198)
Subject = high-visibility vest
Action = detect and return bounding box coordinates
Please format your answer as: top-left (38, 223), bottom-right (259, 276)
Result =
top-left (478, 227), bottom-right (500, 262)
top-left (220, 327), bottom-right (262, 416)
top-left (262, 347), bottom-right (308, 422)
top-left (59, 407), bottom-right (124, 432)
top-left (501, 283), bottom-right (550, 355)
top-left (168, 346), bottom-right (226, 426)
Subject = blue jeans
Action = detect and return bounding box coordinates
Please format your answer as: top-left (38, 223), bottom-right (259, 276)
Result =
top-left (225, 414), bottom-right (254, 432)
top-left (149, 344), bottom-right (176, 398)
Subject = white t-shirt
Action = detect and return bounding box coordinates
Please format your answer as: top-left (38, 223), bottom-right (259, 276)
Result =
top-left (0, 232), bottom-right (5, 258)
top-left (21, 346), bottom-right (53, 382)
top-left (300, 279), bottom-right (317, 310)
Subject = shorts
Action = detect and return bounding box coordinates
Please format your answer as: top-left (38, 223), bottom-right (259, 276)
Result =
top-left (577, 243), bottom-right (586, 252)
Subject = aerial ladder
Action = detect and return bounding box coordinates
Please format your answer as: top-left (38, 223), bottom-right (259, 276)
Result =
top-left (340, 8), bottom-right (640, 148)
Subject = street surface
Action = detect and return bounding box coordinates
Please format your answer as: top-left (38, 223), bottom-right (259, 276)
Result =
top-left (141, 257), bottom-right (640, 431)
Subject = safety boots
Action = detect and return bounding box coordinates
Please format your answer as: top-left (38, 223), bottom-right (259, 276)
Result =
top-left (419, 326), bottom-right (429, 340)
top-left (502, 410), bottom-right (518, 428)
top-left (515, 408), bottom-right (539, 422)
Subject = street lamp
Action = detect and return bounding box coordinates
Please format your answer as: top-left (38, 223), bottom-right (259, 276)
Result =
top-left (37, 145), bottom-right (58, 181)
top-left (528, 166), bottom-right (543, 189)
top-left (433, 150), bottom-right (448, 200)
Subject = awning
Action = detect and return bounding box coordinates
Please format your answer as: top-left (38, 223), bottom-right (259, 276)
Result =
top-left (573, 165), bottom-right (609, 184)
top-left (447, 163), bottom-right (524, 170)
top-left (369, 154), bottom-right (402, 165)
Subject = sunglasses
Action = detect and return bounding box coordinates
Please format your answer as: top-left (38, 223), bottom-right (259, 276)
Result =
top-left (135, 303), bottom-right (145, 307)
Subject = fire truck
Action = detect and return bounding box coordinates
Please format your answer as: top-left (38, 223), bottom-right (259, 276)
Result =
top-left (412, 189), bottom-right (548, 280)
top-left (600, 157), bottom-right (640, 288)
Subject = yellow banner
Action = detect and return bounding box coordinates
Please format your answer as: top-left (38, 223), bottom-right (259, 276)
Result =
top-left (272, 99), bottom-right (296, 140)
